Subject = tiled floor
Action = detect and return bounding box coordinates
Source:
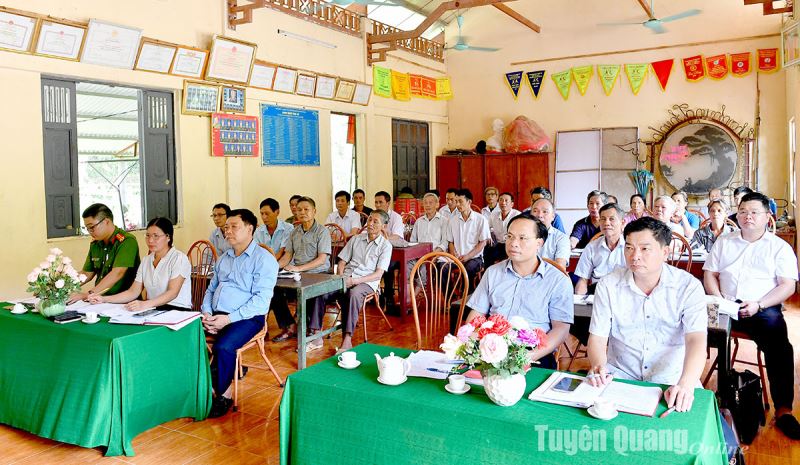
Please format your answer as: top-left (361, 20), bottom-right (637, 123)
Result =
top-left (2, 295), bottom-right (800, 464)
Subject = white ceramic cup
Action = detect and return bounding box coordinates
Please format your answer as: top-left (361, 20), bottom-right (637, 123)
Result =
top-left (593, 398), bottom-right (616, 416)
top-left (85, 311), bottom-right (98, 322)
top-left (448, 374), bottom-right (466, 391)
top-left (338, 351), bottom-right (357, 366)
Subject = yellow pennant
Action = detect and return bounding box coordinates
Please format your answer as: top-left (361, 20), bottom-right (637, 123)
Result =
top-left (571, 65), bottom-right (593, 96)
top-left (624, 64), bottom-right (649, 95)
top-left (551, 69), bottom-right (572, 100)
top-left (596, 64), bottom-right (621, 96)
top-left (391, 70), bottom-right (411, 101)
top-left (436, 77), bottom-right (453, 100)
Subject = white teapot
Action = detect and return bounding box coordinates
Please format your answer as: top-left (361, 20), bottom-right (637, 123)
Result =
top-left (375, 352), bottom-right (410, 385)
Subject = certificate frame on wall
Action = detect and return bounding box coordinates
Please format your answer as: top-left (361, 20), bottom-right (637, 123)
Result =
top-left (333, 80), bottom-right (356, 102)
top-left (0, 9), bottom-right (39, 54)
top-left (314, 75), bottom-right (337, 99)
top-left (170, 46), bottom-right (208, 78)
top-left (182, 80), bottom-right (220, 116)
top-left (211, 112), bottom-right (259, 157)
top-left (249, 60), bottom-right (277, 90)
top-left (80, 19), bottom-right (142, 69)
top-left (295, 72), bottom-right (317, 97)
top-left (33, 18), bottom-right (86, 60)
top-left (135, 38), bottom-right (176, 74)
top-left (352, 82), bottom-right (372, 106)
top-left (220, 85), bottom-right (246, 113)
top-left (272, 66), bottom-right (298, 94)
top-left (783, 22), bottom-right (800, 68)
top-left (204, 35), bottom-right (257, 84)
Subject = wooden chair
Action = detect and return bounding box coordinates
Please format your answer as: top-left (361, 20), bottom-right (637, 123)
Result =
top-left (401, 212), bottom-right (416, 241)
top-left (688, 208), bottom-right (707, 221)
top-left (232, 314), bottom-right (284, 411)
top-left (668, 232), bottom-right (692, 271)
top-left (326, 288), bottom-right (393, 343)
top-left (767, 215), bottom-right (777, 233)
top-left (730, 329), bottom-right (770, 410)
top-left (470, 204), bottom-right (481, 213)
top-left (589, 232), bottom-right (603, 243)
top-left (542, 259), bottom-right (587, 371)
top-left (258, 243), bottom-right (275, 256)
top-left (410, 251), bottom-right (469, 350)
top-left (187, 240), bottom-right (217, 311)
top-left (357, 211), bottom-right (369, 227)
top-left (325, 223), bottom-right (348, 273)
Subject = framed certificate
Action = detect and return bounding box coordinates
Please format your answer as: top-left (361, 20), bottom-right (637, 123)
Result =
top-left (273, 66), bottom-right (297, 94)
top-left (81, 19), bottom-right (142, 69)
top-left (333, 80), bottom-right (356, 102)
top-left (315, 75), bottom-right (337, 99)
top-left (0, 10), bottom-right (38, 53)
top-left (34, 19), bottom-right (86, 60)
top-left (249, 60), bottom-right (277, 90)
top-left (783, 22), bottom-right (800, 68)
top-left (220, 85), bottom-right (246, 113)
top-left (170, 46), bottom-right (208, 78)
top-left (135, 39), bottom-right (176, 73)
top-left (182, 80), bottom-right (220, 116)
top-left (205, 35), bottom-right (257, 84)
top-left (352, 82), bottom-right (372, 106)
top-left (295, 72), bottom-right (316, 97)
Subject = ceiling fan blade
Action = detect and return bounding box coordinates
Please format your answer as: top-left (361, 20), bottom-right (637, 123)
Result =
top-left (658, 9), bottom-right (701, 23)
top-left (597, 21), bottom-right (645, 27)
top-left (643, 20), bottom-right (666, 34)
top-left (464, 46), bottom-right (500, 52)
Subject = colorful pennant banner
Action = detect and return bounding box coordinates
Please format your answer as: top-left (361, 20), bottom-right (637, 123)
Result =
top-left (758, 48), bottom-right (778, 73)
top-left (682, 55), bottom-right (705, 82)
top-left (421, 76), bottom-right (437, 99)
top-left (436, 77), bottom-right (453, 100)
top-left (372, 65), bottom-right (392, 97)
top-left (525, 70), bottom-right (545, 98)
top-left (705, 54), bottom-right (729, 80)
top-left (625, 64), bottom-right (648, 95)
top-left (505, 71), bottom-right (523, 99)
top-left (597, 65), bottom-right (620, 96)
top-left (730, 52), bottom-right (751, 77)
top-left (391, 70), bottom-right (411, 101)
top-left (572, 65), bottom-right (593, 96)
top-left (650, 59), bottom-right (674, 91)
top-left (551, 69), bottom-right (572, 100)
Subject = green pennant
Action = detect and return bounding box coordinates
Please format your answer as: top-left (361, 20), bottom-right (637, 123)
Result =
top-left (625, 63), bottom-right (649, 95)
top-left (372, 65), bottom-right (392, 98)
top-left (571, 65), bottom-right (593, 96)
top-left (597, 65), bottom-right (621, 96)
top-left (551, 69), bottom-right (572, 100)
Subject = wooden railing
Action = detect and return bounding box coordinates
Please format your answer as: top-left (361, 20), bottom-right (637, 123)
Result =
top-left (371, 21), bottom-right (444, 63)
top-left (229, 0), bottom-right (362, 36)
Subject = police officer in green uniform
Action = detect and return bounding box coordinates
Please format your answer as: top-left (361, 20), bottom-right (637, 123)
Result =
top-left (67, 204), bottom-right (140, 303)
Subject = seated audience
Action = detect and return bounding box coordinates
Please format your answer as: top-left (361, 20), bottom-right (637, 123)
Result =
top-left (690, 199), bottom-right (735, 253)
top-left (574, 203), bottom-right (627, 295)
top-left (209, 203), bottom-right (232, 257)
top-left (89, 217), bottom-right (191, 310)
top-left (352, 188), bottom-right (373, 224)
top-left (727, 186), bottom-right (754, 227)
top-left (704, 192), bottom-right (800, 439)
top-left (410, 192), bottom-right (448, 253)
top-left (587, 217), bottom-right (707, 415)
top-left (466, 214), bottom-right (573, 369)
top-left (623, 194), bottom-right (649, 224)
top-left (68, 203), bottom-right (140, 303)
top-left (485, 192), bottom-right (520, 265)
top-left (438, 188), bottom-right (460, 220)
top-left (523, 187), bottom-right (565, 233)
top-left (201, 208), bottom-right (278, 418)
top-left (374, 190), bottom-right (406, 313)
top-left (447, 189), bottom-right (491, 290)
top-left (570, 190), bottom-right (607, 249)
top-left (254, 197), bottom-right (291, 260)
top-left (702, 187), bottom-right (723, 216)
top-left (530, 198), bottom-right (570, 269)
top-left (325, 190), bottom-right (361, 237)
top-left (334, 210), bottom-right (393, 351)
top-left (285, 194), bottom-right (302, 224)
top-left (606, 195), bottom-right (618, 204)
top-left (481, 186), bottom-right (500, 220)
top-left (271, 197), bottom-right (332, 348)
top-left (671, 190), bottom-right (700, 232)
top-left (652, 195), bottom-right (685, 236)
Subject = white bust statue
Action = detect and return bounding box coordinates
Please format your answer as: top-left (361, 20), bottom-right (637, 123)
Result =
top-left (486, 118), bottom-right (505, 152)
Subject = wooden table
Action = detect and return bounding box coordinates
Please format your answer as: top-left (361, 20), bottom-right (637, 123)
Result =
top-left (391, 242), bottom-right (432, 317)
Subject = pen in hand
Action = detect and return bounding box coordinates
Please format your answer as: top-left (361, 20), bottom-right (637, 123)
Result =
top-left (659, 406), bottom-right (676, 418)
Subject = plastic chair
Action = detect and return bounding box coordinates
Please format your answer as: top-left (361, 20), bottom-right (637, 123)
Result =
top-left (187, 240), bottom-right (217, 311)
top-left (668, 232), bottom-right (692, 271)
top-left (410, 251), bottom-right (469, 351)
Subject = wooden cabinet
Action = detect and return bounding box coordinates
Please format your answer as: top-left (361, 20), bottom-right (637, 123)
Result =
top-left (436, 152), bottom-right (550, 209)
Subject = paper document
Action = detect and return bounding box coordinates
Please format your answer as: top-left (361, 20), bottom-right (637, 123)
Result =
top-left (597, 381), bottom-right (662, 417)
top-left (406, 350), bottom-right (463, 380)
top-left (110, 310), bottom-right (200, 330)
top-left (573, 294), bottom-right (594, 305)
top-left (705, 295), bottom-right (739, 320)
top-left (277, 271), bottom-right (300, 279)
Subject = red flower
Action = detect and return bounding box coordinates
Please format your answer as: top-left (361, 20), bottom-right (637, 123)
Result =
top-left (534, 327), bottom-right (547, 346)
top-left (487, 314), bottom-right (511, 336)
top-left (469, 315), bottom-right (487, 328)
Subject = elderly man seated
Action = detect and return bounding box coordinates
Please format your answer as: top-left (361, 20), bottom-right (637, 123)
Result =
top-left (410, 192), bottom-right (448, 253)
top-left (335, 210), bottom-right (393, 351)
top-left (201, 208), bottom-right (278, 418)
top-left (465, 214), bottom-right (573, 369)
top-left (485, 192), bottom-right (520, 265)
top-left (574, 203), bottom-right (627, 295)
top-left (530, 197), bottom-right (570, 269)
top-left (586, 217), bottom-right (707, 415)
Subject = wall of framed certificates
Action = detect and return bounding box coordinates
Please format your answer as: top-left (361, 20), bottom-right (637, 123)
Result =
top-left (211, 112), bottom-right (259, 157)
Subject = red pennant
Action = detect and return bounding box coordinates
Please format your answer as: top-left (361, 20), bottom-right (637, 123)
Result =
top-left (705, 54), bottom-right (729, 80)
top-left (682, 55), bottom-right (705, 81)
top-left (651, 59), bottom-right (674, 91)
top-left (758, 48), bottom-right (779, 73)
top-left (420, 76), bottom-right (437, 98)
top-left (730, 52), bottom-right (752, 77)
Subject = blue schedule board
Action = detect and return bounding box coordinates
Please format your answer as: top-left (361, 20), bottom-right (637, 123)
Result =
top-left (260, 104), bottom-right (320, 166)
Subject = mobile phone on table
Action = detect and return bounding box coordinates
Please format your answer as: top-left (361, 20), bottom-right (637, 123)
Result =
top-left (553, 377), bottom-right (583, 392)
top-left (133, 308), bottom-right (162, 318)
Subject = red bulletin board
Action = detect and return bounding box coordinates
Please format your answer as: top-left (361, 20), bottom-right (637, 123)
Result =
top-left (211, 112), bottom-right (259, 157)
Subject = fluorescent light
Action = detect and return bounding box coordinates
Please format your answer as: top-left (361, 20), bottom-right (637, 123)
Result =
top-left (277, 29), bottom-right (337, 49)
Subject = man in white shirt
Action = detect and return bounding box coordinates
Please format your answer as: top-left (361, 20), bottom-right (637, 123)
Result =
top-left (481, 186), bottom-right (500, 221)
top-left (704, 192), bottom-right (800, 439)
top-left (574, 203), bottom-right (627, 295)
top-left (325, 190), bottom-right (361, 237)
top-left (438, 188), bottom-right (459, 220)
top-left (587, 216), bottom-right (707, 414)
top-left (254, 197), bottom-right (292, 260)
top-left (530, 198), bottom-right (570, 269)
top-left (374, 190), bottom-right (404, 313)
top-left (447, 188), bottom-right (491, 290)
top-left (410, 192), bottom-right (448, 253)
top-left (208, 203), bottom-right (232, 257)
top-left (484, 192), bottom-right (520, 265)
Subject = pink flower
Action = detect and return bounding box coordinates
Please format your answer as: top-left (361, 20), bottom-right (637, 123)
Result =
top-left (479, 333), bottom-right (508, 365)
top-left (456, 324), bottom-right (474, 342)
top-left (469, 315), bottom-right (487, 328)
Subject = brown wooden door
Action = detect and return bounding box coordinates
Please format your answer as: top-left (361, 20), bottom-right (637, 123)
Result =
top-left (484, 154), bottom-right (516, 207)
top-left (392, 119), bottom-right (429, 197)
top-left (517, 153), bottom-right (550, 210)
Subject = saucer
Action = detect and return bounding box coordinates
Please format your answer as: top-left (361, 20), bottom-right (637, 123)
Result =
top-left (377, 375), bottom-right (407, 386)
top-left (338, 360), bottom-right (361, 369)
top-left (82, 317), bottom-right (100, 324)
top-left (445, 384), bottom-right (471, 395)
top-left (587, 405), bottom-right (618, 420)
top-left (10, 306), bottom-right (28, 315)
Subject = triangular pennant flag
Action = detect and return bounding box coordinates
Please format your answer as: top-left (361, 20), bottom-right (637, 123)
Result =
top-left (571, 65), bottom-right (593, 96)
top-left (525, 70), bottom-right (545, 99)
top-left (705, 54), bottom-right (729, 80)
top-left (682, 55), bottom-right (705, 82)
top-left (730, 52), bottom-right (752, 77)
top-left (758, 48), bottom-right (779, 73)
top-left (551, 69), bottom-right (572, 100)
top-left (650, 59), bottom-right (674, 91)
top-left (372, 65), bottom-right (392, 97)
top-left (504, 71), bottom-right (523, 99)
top-left (391, 70), bottom-right (411, 101)
top-left (597, 65), bottom-right (621, 96)
top-left (624, 64), bottom-right (648, 95)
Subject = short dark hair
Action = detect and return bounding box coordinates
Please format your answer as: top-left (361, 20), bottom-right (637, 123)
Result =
top-left (506, 213), bottom-right (548, 243)
top-left (375, 191), bottom-right (391, 202)
top-left (733, 186), bottom-right (753, 198)
top-left (599, 203), bottom-right (625, 219)
top-left (353, 188), bottom-right (366, 196)
top-left (228, 208), bottom-right (258, 235)
top-left (400, 186), bottom-right (414, 195)
top-left (623, 216), bottom-right (672, 247)
top-left (297, 196), bottom-right (316, 209)
top-left (456, 188), bottom-right (473, 202)
top-left (606, 195), bottom-right (618, 204)
top-left (500, 191), bottom-right (515, 202)
top-left (212, 203), bottom-right (231, 216)
top-left (259, 197), bottom-right (280, 212)
top-left (371, 209), bottom-right (389, 225)
top-left (738, 192), bottom-right (770, 212)
top-left (289, 195), bottom-right (303, 203)
top-left (147, 217), bottom-right (174, 247)
top-left (426, 189), bottom-right (441, 197)
top-left (82, 203), bottom-right (114, 221)
top-left (445, 188), bottom-right (458, 195)
top-left (587, 190), bottom-right (608, 204)
top-left (530, 186), bottom-right (552, 199)
top-left (629, 194), bottom-right (646, 206)
top-left (335, 190), bottom-right (351, 202)
top-left (671, 191), bottom-right (688, 203)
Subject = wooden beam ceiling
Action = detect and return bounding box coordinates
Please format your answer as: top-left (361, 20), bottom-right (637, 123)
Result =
top-left (492, 3), bottom-right (540, 33)
top-left (636, 0), bottom-right (656, 19)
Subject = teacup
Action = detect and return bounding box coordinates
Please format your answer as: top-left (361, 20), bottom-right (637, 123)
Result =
top-left (85, 311), bottom-right (99, 322)
top-left (593, 398), bottom-right (617, 417)
top-left (448, 374), bottom-right (466, 391)
top-left (338, 351), bottom-right (357, 366)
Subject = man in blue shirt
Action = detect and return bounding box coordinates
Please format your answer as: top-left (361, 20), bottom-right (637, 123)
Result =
top-left (570, 190), bottom-right (607, 249)
top-left (202, 208), bottom-right (278, 418)
top-left (208, 203), bottom-right (232, 257)
top-left (254, 197), bottom-right (292, 260)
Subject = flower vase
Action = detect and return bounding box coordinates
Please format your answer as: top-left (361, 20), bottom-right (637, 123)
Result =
top-left (37, 298), bottom-right (66, 317)
top-left (482, 371), bottom-right (526, 407)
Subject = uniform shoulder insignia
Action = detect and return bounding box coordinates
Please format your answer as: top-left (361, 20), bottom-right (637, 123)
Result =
top-left (115, 233), bottom-right (125, 242)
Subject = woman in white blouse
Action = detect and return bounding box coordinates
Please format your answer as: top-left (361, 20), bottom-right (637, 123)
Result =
top-left (89, 217), bottom-right (192, 310)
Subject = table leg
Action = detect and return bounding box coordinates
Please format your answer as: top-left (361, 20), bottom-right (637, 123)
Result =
top-left (398, 256), bottom-right (409, 319)
top-left (718, 333), bottom-right (731, 405)
top-left (297, 289), bottom-right (307, 370)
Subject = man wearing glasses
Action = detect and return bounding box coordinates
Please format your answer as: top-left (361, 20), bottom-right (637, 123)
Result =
top-left (704, 192), bottom-right (800, 439)
top-left (68, 203), bottom-right (140, 303)
top-left (209, 203), bottom-right (232, 257)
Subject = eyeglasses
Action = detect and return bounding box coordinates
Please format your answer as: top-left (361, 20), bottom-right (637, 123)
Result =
top-left (504, 233), bottom-right (535, 243)
top-left (210, 213), bottom-right (226, 218)
top-left (145, 233), bottom-right (166, 240)
top-left (82, 218), bottom-right (106, 234)
top-left (736, 210), bottom-right (768, 218)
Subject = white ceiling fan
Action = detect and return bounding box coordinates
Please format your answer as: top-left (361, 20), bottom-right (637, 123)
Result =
top-left (446, 15), bottom-right (500, 53)
top-left (598, 1), bottom-right (701, 34)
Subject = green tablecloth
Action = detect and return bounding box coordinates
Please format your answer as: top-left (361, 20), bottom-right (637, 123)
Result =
top-left (280, 343), bottom-right (727, 465)
top-left (0, 306), bottom-right (212, 456)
